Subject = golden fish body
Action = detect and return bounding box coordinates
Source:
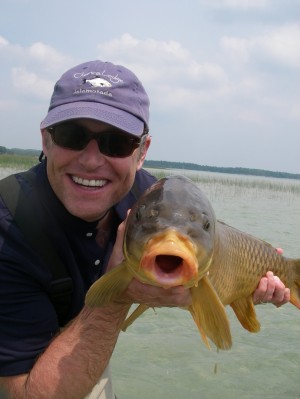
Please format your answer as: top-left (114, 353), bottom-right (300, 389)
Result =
top-left (207, 220), bottom-right (300, 333)
top-left (85, 176), bottom-right (300, 350)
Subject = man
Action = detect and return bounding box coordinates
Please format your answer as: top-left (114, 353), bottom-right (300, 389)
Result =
top-left (0, 60), bottom-right (290, 399)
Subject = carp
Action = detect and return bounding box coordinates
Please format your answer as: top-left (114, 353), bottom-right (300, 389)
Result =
top-left (85, 175), bottom-right (300, 350)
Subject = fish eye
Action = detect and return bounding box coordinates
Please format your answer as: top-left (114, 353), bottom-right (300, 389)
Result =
top-left (203, 221), bottom-right (210, 231)
top-left (202, 214), bottom-right (211, 231)
top-left (149, 208), bottom-right (159, 218)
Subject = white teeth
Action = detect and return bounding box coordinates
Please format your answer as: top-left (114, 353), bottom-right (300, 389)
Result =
top-left (72, 176), bottom-right (107, 187)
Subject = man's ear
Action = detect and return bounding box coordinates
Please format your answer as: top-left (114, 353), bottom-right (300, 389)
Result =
top-left (41, 128), bottom-right (50, 157)
top-left (137, 135), bottom-right (151, 170)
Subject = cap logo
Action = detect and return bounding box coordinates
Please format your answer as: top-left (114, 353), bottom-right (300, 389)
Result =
top-left (74, 70), bottom-right (123, 85)
top-left (82, 77), bottom-right (112, 88)
top-left (73, 70), bottom-right (125, 97)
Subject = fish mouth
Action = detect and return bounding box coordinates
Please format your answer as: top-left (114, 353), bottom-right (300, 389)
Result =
top-left (140, 229), bottom-right (199, 288)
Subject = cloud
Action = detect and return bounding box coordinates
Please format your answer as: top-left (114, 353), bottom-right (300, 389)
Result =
top-left (11, 67), bottom-right (54, 99)
top-left (221, 24), bottom-right (300, 68)
top-left (258, 24), bottom-right (300, 68)
top-left (98, 34), bottom-right (228, 109)
top-left (0, 37), bottom-right (75, 105)
top-left (95, 32), bottom-right (298, 134)
top-left (28, 42), bottom-right (72, 71)
top-left (198, 0), bottom-right (270, 9)
top-left (0, 36), bottom-right (9, 47)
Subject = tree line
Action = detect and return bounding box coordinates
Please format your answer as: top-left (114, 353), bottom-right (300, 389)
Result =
top-left (143, 160), bottom-right (300, 180)
top-left (0, 146), bottom-right (40, 156)
top-left (1, 146), bottom-right (299, 180)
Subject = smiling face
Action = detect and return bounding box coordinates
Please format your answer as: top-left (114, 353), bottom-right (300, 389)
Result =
top-left (41, 119), bottom-right (151, 222)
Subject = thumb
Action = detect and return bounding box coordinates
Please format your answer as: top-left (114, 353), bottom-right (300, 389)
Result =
top-left (106, 211), bottom-right (130, 271)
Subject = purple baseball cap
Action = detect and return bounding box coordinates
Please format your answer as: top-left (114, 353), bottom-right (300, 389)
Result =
top-left (40, 60), bottom-right (150, 136)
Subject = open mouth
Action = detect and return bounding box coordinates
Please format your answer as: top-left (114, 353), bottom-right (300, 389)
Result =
top-left (155, 255), bottom-right (183, 274)
top-left (140, 230), bottom-right (199, 288)
top-left (71, 175), bottom-right (107, 188)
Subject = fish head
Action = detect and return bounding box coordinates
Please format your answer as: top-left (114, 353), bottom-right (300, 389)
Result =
top-left (124, 175), bottom-right (216, 288)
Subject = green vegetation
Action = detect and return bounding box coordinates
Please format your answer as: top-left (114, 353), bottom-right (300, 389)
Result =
top-left (149, 169), bottom-right (300, 195)
top-left (0, 147), bottom-right (40, 170)
top-left (0, 154), bottom-right (40, 170)
top-left (144, 160), bottom-right (300, 180)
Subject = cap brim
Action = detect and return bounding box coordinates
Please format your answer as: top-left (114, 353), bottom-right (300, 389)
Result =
top-left (40, 101), bottom-right (144, 136)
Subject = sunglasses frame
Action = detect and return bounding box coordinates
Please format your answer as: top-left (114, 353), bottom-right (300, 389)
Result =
top-left (46, 122), bottom-right (148, 158)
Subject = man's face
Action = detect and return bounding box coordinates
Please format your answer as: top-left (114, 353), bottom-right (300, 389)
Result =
top-left (41, 119), bottom-right (150, 222)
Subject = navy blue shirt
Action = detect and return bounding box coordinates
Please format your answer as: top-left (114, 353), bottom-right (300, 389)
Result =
top-left (0, 160), bottom-right (156, 376)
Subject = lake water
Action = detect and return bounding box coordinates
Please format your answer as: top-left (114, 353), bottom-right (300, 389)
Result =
top-left (111, 169), bottom-right (300, 399)
top-left (1, 167), bottom-right (299, 398)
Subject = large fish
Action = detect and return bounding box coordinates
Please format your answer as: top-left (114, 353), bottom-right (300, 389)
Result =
top-left (85, 175), bottom-right (300, 350)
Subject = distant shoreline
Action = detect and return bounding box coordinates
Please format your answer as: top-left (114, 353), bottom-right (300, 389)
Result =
top-left (0, 148), bottom-right (299, 181)
top-left (143, 160), bottom-right (300, 181)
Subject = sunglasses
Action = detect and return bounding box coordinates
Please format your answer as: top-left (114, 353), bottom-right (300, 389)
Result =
top-left (47, 122), bottom-right (146, 158)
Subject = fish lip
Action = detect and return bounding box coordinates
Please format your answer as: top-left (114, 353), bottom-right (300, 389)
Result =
top-left (140, 230), bottom-right (200, 288)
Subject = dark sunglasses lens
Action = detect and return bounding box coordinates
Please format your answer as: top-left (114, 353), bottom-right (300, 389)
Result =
top-left (49, 123), bottom-right (141, 157)
top-left (99, 133), bottom-right (139, 157)
top-left (50, 124), bottom-right (88, 150)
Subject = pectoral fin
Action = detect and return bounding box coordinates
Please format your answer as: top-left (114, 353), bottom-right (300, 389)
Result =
top-left (85, 262), bottom-right (133, 307)
top-left (189, 276), bottom-right (232, 350)
top-left (122, 304), bottom-right (150, 331)
top-left (230, 296), bottom-right (260, 332)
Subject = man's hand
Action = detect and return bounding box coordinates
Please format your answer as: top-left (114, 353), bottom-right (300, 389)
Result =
top-left (253, 271), bottom-right (290, 307)
top-left (124, 279), bottom-right (192, 308)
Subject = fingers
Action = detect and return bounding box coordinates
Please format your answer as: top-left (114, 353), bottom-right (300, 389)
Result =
top-left (124, 278), bottom-right (192, 308)
top-left (252, 271), bottom-right (290, 307)
top-left (106, 219), bottom-right (127, 271)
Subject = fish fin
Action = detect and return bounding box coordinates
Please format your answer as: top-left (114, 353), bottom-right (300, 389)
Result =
top-left (122, 304), bottom-right (150, 332)
top-left (230, 296), bottom-right (260, 332)
top-left (189, 277), bottom-right (232, 350)
top-left (85, 262), bottom-right (132, 307)
top-left (188, 306), bottom-right (211, 350)
top-left (290, 259), bottom-right (300, 309)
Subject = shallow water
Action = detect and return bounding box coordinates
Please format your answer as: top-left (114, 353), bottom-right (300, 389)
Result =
top-left (111, 171), bottom-right (300, 399)
top-left (1, 167), bottom-right (299, 398)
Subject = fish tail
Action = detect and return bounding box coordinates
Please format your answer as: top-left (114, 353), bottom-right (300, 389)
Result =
top-left (190, 277), bottom-right (232, 350)
top-left (122, 304), bottom-right (150, 331)
top-left (290, 259), bottom-right (300, 309)
top-left (85, 262), bottom-right (133, 307)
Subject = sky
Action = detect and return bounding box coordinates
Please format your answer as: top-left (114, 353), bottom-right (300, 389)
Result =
top-left (0, 0), bottom-right (299, 174)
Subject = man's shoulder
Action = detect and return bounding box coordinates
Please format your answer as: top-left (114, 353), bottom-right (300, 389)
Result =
top-left (135, 168), bottom-right (157, 191)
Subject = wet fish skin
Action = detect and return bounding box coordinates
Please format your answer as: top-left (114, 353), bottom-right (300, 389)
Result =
top-left (85, 175), bottom-right (300, 350)
top-left (208, 220), bottom-right (300, 332)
